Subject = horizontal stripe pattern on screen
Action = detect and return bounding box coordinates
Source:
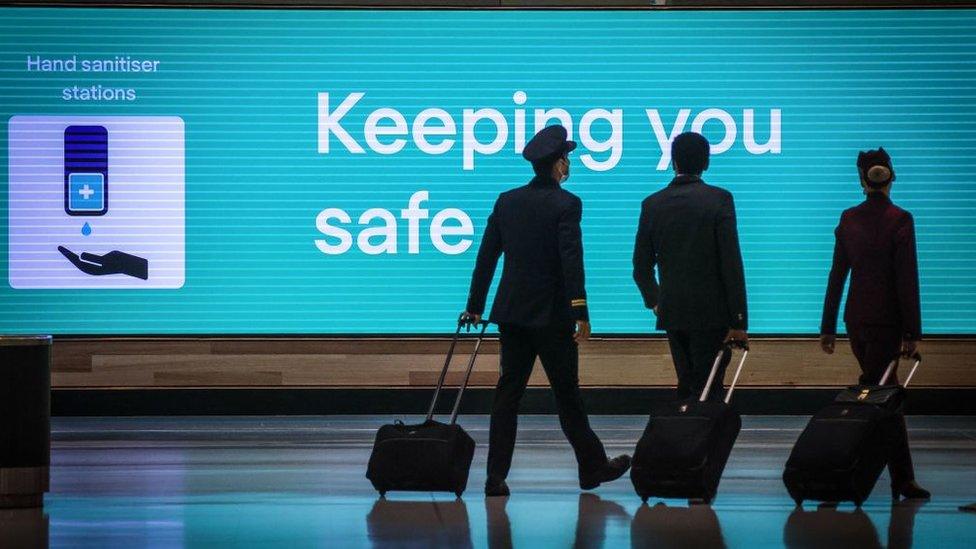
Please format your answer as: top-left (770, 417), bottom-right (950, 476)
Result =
top-left (1, 8), bottom-right (975, 334)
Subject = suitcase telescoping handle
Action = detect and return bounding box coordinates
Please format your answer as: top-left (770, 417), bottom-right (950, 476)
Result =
top-left (700, 339), bottom-right (750, 404)
top-left (879, 351), bottom-right (922, 387)
top-left (425, 314), bottom-right (490, 424)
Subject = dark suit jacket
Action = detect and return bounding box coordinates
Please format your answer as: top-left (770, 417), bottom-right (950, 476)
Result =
top-left (632, 175), bottom-right (748, 331)
top-left (820, 192), bottom-right (921, 340)
top-left (466, 176), bottom-right (588, 327)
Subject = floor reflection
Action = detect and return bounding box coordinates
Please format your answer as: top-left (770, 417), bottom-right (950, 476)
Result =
top-left (784, 505), bottom-right (881, 549)
top-left (484, 493), bottom-right (630, 549)
top-left (630, 502), bottom-right (726, 549)
top-left (573, 494), bottom-right (630, 549)
top-left (888, 500), bottom-right (927, 549)
top-left (0, 508), bottom-right (49, 549)
top-left (28, 416), bottom-right (976, 547)
top-left (484, 497), bottom-right (511, 549)
top-left (367, 498), bottom-right (472, 548)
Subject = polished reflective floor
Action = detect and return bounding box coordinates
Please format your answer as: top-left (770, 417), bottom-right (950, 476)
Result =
top-left (1, 415), bottom-right (975, 548)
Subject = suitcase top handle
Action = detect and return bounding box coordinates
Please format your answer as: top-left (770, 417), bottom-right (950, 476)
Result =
top-left (425, 315), bottom-right (490, 424)
top-left (879, 351), bottom-right (923, 387)
top-left (700, 340), bottom-right (750, 404)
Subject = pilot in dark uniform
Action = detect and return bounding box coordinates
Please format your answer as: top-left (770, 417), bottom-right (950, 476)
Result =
top-left (463, 125), bottom-right (631, 497)
top-left (632, 132), bottom-right (749, 402)
top-left (820, 148), bottom-right (930, 500)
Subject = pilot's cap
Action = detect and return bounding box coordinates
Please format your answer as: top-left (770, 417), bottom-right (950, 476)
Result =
top-left (522, 125), bottom-right (577, 163)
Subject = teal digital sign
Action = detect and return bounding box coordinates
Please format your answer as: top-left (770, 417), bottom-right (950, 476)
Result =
top-left (2, 8), bottom-right (974, 334)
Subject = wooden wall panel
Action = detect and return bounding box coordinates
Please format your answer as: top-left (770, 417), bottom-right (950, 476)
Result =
top-left (50, 338), bottom-right (976, 389)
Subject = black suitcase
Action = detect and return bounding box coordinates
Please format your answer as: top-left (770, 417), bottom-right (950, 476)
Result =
top-left (782, 352), bottom-right (922, 507)
top-left (631, 341), bottom-right (750, 503)
top-left (365, 318), bottom-right (488, 498)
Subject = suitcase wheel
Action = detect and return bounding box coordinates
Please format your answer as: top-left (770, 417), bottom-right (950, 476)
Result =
top-left (455, 491), bottom-right (463, 499)
top-left (793, 498), bottom-right (803, 508)
top-left (379, 490), bottom-right (387, 498)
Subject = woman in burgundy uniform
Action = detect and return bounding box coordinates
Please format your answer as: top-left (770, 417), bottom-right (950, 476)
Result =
top-left (819, 148), bottom-right (930, 500)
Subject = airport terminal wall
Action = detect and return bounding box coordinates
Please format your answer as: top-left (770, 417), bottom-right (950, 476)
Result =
top-left (2, 0), bottom-right (974, 413)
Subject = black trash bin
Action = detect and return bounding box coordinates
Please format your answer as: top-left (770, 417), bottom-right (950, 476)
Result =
top-left (0, 336), bottom-right (51, 509)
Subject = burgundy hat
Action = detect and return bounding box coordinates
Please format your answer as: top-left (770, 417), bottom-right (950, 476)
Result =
top-left (857, 147), bottom-right (895, 188)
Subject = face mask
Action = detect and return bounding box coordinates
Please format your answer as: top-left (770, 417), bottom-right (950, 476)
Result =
top-left (558, 158), bottom-right (570, 183)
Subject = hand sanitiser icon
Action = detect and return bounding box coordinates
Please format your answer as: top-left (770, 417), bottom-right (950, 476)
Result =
top-left (64, 125), bottom-right (108, 216)
top-left (58, 124), bottom-right (150, 280)
top-left (8, 115), bottom-right (185, 289)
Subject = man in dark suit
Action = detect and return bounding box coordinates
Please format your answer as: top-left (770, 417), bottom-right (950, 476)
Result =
top-left (632, 132), bottom-right (748, 402)
top-left (463, 125), bottom-right (631, 497)
top-left (820, 147), bottom-right (929, 500)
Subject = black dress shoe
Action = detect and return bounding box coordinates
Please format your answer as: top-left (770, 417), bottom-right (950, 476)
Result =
top-left (892, 480), bottom-right (931, 501)
top-left (485, 478), bottom-right (510, 497)
top-left (580, 455), bottom-right (632, 490)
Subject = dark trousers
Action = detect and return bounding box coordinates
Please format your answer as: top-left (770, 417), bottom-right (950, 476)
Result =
top-left (848, 324), bottom-right (916, 486)
top-left (666, 328), bottom-right (731, 402)
top-left (486, 322), bottom-right (608, 481)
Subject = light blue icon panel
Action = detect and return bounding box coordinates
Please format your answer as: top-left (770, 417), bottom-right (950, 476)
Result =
top-left (67, 173), bottom-right (106, 212)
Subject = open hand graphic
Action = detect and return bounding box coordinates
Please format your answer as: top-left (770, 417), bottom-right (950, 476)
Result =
top-left (58, 246), bottom-right (149, 280)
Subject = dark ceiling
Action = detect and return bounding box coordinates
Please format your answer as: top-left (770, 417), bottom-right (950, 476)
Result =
top-left (2, 0), bottom-right (975, 9)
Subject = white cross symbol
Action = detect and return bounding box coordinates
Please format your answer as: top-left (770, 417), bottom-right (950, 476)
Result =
top-left (79, 184), bottom-right (95, 200)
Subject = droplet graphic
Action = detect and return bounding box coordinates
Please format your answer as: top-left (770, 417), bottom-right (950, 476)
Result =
top-left (81, 222), bottom-right (92, 236)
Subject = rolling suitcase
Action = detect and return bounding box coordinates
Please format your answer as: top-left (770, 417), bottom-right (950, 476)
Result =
top-left (782, 352), bottom-right (922, 507)
top-left (630, 340), bottom-right (750, 503)
top-left (365, 317), bottom-right (488, 498)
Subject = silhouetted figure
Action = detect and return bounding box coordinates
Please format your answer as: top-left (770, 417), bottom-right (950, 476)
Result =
top-left (464, 125), bottom-right (630, 496)
top-left (630, 502), bottom-right (726, 549)
top-left (819, 148), bottom-right (929, 501)
top-left (633, 132), bottom-right (748, 402)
